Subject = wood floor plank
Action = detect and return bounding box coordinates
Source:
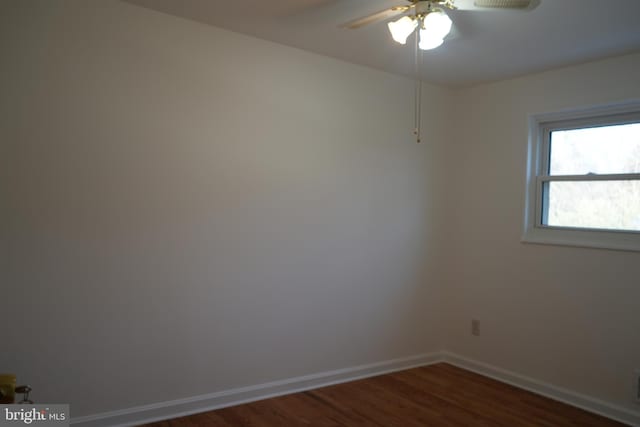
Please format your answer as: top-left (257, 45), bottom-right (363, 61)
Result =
top-left (142, 363), bottom-right (629, 427)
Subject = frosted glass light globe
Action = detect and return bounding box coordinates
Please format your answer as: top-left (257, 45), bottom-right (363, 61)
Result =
top-left (387, 16), bottom-right (418, 45)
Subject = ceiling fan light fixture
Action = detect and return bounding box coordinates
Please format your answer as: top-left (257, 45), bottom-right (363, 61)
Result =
top-left (422, 9), bottom-right (452, 39)
top-left (417, 10), bottom-right (451, 50)
top-left (387, 16), bottom-right (418, 44)
top-left (418, 30), bottom-right (444, 50)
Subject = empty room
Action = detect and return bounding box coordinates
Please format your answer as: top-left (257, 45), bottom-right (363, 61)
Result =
top-left (1, 0), bottom-right (640, 426)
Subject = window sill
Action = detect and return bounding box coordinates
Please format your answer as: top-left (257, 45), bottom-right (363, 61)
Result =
top-left (521, 226), bottom-right (640, 252)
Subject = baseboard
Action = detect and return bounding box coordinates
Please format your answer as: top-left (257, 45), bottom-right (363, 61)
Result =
top-left (72, 351), bottom-right (640, 427)
top-left (442, 351), bottom-right (640, 427)
top-left (71, 352), bottom-right (443, 427)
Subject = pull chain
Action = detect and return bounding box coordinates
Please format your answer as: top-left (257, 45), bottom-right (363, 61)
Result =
top-left (413, 29), bottom-right (422, 144)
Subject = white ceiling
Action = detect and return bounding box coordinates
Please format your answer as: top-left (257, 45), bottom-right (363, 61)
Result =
top-left (124, 0), bottom-right (640, 87)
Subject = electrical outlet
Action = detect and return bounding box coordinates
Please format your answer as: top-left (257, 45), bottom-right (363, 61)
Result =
top-left (471, 319), bottom-right (480, 336)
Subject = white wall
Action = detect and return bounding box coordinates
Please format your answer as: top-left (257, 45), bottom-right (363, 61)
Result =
top-left (442, 53), bottom-right (640, 414)
top-left (0, 0), bottom-right (450, 417)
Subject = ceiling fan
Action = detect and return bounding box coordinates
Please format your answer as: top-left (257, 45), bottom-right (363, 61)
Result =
top-left (342, 0), bottom-right (540, 143)
top-left (343, 0), bottom-right (540, 50)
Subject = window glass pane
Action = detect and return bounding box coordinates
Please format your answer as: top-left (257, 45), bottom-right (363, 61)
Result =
top-left (544, 180), bottom-right (640, 231)
top-left (549, 122), bottom-right (640, 175)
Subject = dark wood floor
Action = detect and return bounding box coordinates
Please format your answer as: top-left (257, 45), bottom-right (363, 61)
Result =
top-left (143, 363), bottom-right (628, 426)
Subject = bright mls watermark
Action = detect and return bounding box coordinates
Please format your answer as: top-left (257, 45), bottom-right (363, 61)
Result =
top-left (1, 405), bottom-right (69, 427)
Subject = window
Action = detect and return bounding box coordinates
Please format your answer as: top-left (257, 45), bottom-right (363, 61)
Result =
top-left (523, 101), bottom-right (640, 251)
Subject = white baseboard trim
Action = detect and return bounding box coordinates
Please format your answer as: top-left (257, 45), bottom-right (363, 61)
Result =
top-left (442, 351), bottom-right (640, 427)
top-left (72, 351), bottom-right (640, 427)
top-left (71, 352), bottom-right (443, 427)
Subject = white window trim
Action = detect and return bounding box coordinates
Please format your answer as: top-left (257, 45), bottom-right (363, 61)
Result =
top-left (522, 100), bottom-right (640, 252)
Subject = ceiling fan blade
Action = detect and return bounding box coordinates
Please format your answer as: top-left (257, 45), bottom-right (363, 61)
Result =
top-left (453, 0), bottom-right (540, 10)
top-left (341, 6), bottom-right (411, 29)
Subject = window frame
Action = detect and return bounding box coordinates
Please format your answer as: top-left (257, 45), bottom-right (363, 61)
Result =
top-left (522, 100), bottom-right (640, 252)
